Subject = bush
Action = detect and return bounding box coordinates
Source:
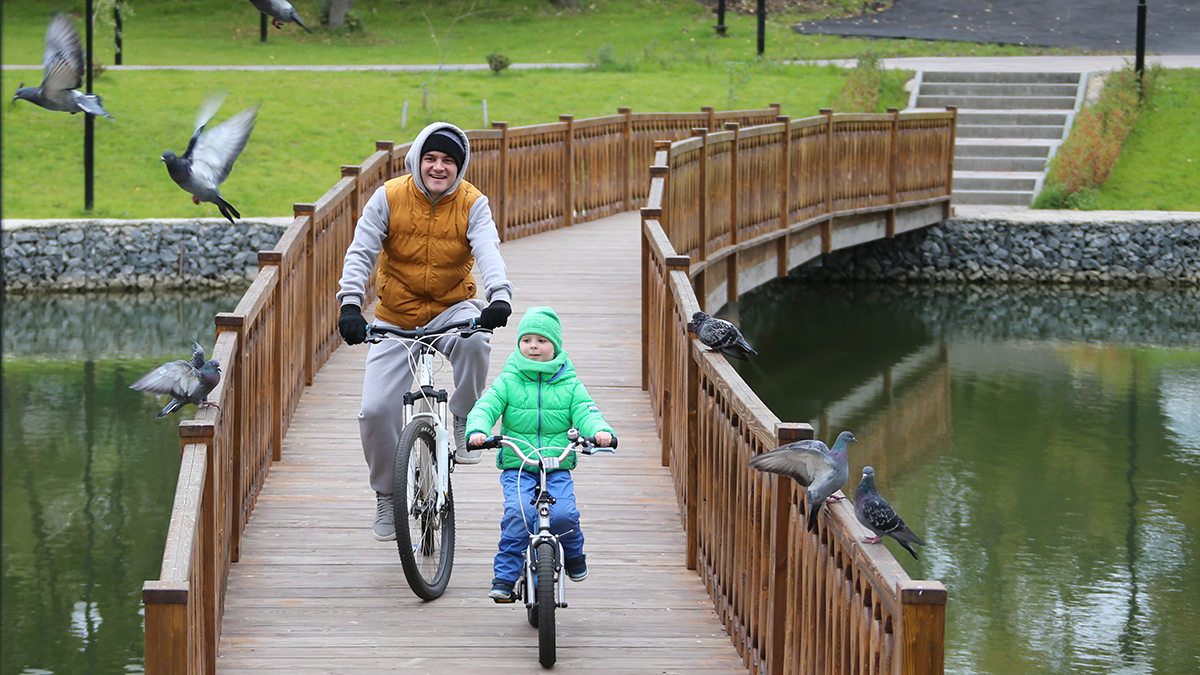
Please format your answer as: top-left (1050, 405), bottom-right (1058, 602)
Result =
top-left (831, 50), bottom-right (883, 113)
top-left (1036, 63), bottom-right (1160, 208)
top-left (487, 53), bottom-right (512, 75)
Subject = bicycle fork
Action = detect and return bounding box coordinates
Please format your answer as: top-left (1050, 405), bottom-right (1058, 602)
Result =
top-left (403, 351), bottom-right (451, 511)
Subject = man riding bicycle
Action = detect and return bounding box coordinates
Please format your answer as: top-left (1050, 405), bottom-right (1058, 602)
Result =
top-left (336, 122), bottom-right (513, 542)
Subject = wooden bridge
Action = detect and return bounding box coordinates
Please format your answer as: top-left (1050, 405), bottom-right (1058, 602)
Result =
top-left (143, 105), bottom-right (955, 674)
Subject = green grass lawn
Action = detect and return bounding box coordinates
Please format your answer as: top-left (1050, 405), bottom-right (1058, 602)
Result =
top-left (1089, 69), bottom-right (1200, 211)
top-left (3, 63), bottom-right (886, 219)
top-left (3, 0), bottom-right (1081, 67)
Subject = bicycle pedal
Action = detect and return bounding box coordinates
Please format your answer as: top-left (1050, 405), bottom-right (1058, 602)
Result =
top-left (492, 595), bottom-right (516, 604)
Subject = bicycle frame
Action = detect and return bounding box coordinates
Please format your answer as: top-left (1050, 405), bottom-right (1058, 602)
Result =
top-left (401, 344), bottom-right (451, 511)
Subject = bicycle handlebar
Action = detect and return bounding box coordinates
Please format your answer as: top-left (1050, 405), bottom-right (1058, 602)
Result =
top-left (475, 432), bottom-right (617, 463)
top-left (365, 319), bottom-right (491, 343)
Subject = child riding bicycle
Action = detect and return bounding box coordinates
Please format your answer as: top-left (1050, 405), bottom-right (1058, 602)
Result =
top-left (466, 306), bottom-right (615, 602)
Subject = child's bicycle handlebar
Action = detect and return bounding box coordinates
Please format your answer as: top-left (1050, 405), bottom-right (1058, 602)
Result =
top-left (475, 429), bottom-right (617, 462)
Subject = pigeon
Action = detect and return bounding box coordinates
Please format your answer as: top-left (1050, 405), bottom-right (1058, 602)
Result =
top-left (853, 466), bottom-right (925, 560)
top-left (162, 93), bottom-right (260, 224)
top-left (749, 431), bottom-right (856, 532)
top-left (130, 342), bottom-right (222, 418)
top-left (249, 0), bottom-right (314, 32)
top-left (689, 311), bottom-right (757, 361)
top-left (11, 14), bottom-right (115, 119)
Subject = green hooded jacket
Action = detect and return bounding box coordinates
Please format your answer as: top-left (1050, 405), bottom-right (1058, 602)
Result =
top-left (465, 306), bottom-right (613, 473)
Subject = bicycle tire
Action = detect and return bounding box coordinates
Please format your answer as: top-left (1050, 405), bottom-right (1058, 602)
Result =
top-left (536, 541), bottom-right (557, 668)
top-left (393, 418), bottom-right (455, 600)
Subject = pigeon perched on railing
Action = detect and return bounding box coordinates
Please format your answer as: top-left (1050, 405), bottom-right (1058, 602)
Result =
top-left (249, 0), bottom-right (313, 32)
top-left (749, 430), bottom-right (856, 532)
top-left (853, 466), bottom-right (925, 560)
top-left (688, 311), bottom-right (757, 361)
top-left (11, 14), bottom-right (115, 119)
top-left (130, 342), bottom-right (222, 418)
top-left (162, 93), bottom-right (260, 224)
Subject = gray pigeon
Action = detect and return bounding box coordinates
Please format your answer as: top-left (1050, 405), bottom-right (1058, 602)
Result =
top-left (749, 430), bottom-right (856, 532)
top-left (11, 14), bottom-right (114, 119)
top-left (689, 310), bottom-right (757, 361)
top-left (249, 0), bottom-right (313, 32)
top-left (130, 342), bottom-right (222, 418)
top-left (162, 93), bottom-right (260, 224)
top-left (853, 466), bottom-right (925, 560)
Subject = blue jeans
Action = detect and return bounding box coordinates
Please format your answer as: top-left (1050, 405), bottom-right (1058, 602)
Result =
top-left (494, 468), bottom-right (584, 582)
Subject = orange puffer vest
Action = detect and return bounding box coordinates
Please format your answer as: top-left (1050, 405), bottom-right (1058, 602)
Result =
top-left (374, 175), bottom-right (483, 329)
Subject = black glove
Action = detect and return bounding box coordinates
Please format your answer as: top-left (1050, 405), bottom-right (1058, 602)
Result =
top-left (476, 300), bottom-right (512, 329)
top-left (338, 304), bottom-right (368, 345)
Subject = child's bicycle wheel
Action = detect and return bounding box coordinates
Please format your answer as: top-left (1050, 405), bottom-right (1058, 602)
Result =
top-left (535, 541), bottom-right (557, 668)
top-left (393, 418), bottom-right (455, 600)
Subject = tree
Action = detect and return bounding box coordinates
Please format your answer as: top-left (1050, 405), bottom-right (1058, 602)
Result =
top-left (328, 0), bottom-right (352, 30)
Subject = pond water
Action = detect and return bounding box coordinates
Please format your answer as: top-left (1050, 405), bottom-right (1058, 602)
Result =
top-left (2, 291), bottom-right (242, 675)
top-left (733, 281), bottom-right (1200, 675)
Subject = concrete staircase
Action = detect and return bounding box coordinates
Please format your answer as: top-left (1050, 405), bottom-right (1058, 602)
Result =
top-left (910, 71), bottom-right (1092, 209)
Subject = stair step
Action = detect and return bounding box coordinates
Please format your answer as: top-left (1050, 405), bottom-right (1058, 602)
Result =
top-left (922, 71), bottom-right (1081, 85)
top-left (955, 142), bottom-right (1055, 159)
top-left (956, 111), bottom-right (1070, 126)
top-left (921, 82), bottom-right (1080, 97)
top-left (954, 174), bottom-right (1039, 192)
top-left (919, 95), bottom-right (1077, 109)
top-left (952, 190), bottom-right (1036, 206)
top-left (958, 124), bottom-right (1065, 140)
top-left (955, 156), bottom-right (1049, 172)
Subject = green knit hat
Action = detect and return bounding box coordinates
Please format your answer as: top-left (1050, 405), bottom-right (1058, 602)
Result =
top-left (515, 306), bottom-right (563, 355)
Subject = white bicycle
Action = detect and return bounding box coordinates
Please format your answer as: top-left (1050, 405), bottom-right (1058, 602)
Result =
top-left (475, 430), bottom-right (616, 668)
top-left (364, 319), bottom-right (492, 600)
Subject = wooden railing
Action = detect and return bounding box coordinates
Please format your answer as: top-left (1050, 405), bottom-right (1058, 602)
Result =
top-left (641, 108), bottom-right (954, 675)
top-left (140, 104), bottom-right (785, 674)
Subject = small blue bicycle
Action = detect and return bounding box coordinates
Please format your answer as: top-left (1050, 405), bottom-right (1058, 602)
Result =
top-left (476, 430), bottom-right (616, 668)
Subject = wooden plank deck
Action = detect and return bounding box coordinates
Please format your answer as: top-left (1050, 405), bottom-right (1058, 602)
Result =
top-left (216, 211), bottom-right (750, 674)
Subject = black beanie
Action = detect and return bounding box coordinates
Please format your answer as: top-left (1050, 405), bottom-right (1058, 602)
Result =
top-left (422, 129), bottom-right (466, 168)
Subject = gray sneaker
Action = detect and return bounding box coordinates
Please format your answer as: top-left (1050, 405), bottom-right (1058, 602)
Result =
top-left (373, 491), bottom-right (396, 541)
top-left (453, 414), bottom-right (482, 464)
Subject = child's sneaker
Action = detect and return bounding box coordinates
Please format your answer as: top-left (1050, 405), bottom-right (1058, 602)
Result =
top-left (489, 578), bottom-right (516, 603)
top-left (564, 555), bottom-right (588, 582)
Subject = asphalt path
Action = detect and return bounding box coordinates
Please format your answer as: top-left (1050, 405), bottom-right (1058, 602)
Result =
top-left (793, 0), bottom-right (1200, 55)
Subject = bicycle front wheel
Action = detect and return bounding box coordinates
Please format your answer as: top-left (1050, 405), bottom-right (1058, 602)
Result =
top-left (393, 418), bottom-right (455, 600)
top-left (536, 541), bottom-right (557, 668)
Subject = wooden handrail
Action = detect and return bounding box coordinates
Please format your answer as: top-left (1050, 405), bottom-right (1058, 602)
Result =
top-left (143, 104), bottom-right (951, 674)
top-left (640, 108), bottom-right (953, 675)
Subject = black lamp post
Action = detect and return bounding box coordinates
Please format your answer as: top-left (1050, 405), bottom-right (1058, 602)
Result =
top-left (1135, 0), bottom-right (1147, 81)
top-left (261, 13), bottom-right (269, 42)
top-left (756, 0), bottom-right (765, 56)
top-left (85, 0), bottom-right (95, 210)
top-left (715, 0), bottom-right (727, 36)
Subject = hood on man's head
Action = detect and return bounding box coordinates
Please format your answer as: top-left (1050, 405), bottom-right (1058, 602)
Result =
top-left (516, 306), bottom-right (563, 355)
top-left (404, 122), bottom-right (471, 195)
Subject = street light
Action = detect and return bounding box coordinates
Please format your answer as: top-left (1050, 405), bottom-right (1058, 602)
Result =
top-left (715, 0), bottom-right (727, 36)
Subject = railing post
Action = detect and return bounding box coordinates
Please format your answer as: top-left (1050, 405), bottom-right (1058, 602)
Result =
top-left (944, 106), bottom-right (957, 219)
top-left (650, 145), bottom-right (671, 240)
top-left (692, 128), bottom-right (709, 262)
top-left (142, 582), bottom-right (189, 675)
top-left (561, 114), bottom-right (575, 229)
top-left (766, 422), bottom-right (813, 675)
top-left (214, 312), bottom-right (244, 563)
top-left (701, 105), bottom-right (715, 136)
top-left (887, 107), bottom-right (900, 239)
top-left (725, 123), bottom-right (740, 247)
top-left (293, 203), bottom-right (316, 386)
top-left (619, 107), bottom-right (633, 211)
top-left (342, 164), bottom-right (362, 223)
top-left (256, 248), bottom-right (285, 462)
top-left (821, 109), bottom-right (834, 254)
top-left (376, 140), bottom-right (395, 180)
top-left (493, 121), bottom-right (509, 241)
top-left (900, 581), bottom-right (948, 675)
top-left (684, 321), bottom-right (701, 570)
top-left (777, 115), bottom-right (791, 277)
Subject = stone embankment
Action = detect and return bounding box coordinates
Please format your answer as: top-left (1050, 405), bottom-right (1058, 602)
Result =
top-left (2, 218), bottom-right (290, 292)
top-left (793, 212), bottom-right (1200, 286)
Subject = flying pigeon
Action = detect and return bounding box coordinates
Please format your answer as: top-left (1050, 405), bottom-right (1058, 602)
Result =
top-left (689, 311), bottom-right (757, 361)
top-left (130, 342), bottom-right (222, 418)
top-left (854, 466), bottom-right (925, 560)
top-left (162, 93), bottom-right (260, 224)
top-left (11, 14), bottom-right (115, 119)
top-left (748, 431), bottom-right (856, 532)
top-left (249, 0), bottom-right (314, 32)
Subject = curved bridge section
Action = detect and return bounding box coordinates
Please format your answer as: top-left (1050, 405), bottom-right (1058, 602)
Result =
top-left (142, 105), bottom-right (954, 675)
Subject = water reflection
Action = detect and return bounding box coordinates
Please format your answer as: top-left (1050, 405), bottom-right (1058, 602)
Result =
top-left (735, 281), bottom-right (1200, 675)
top-left (2, 289), bottom-right (242, 675)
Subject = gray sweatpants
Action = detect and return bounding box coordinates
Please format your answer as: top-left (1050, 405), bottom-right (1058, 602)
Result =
top-left (359, 299), bottom-right (491, 494)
